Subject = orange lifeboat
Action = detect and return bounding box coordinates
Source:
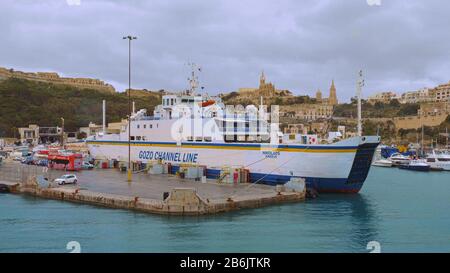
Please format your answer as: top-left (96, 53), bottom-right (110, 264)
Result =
top-left (200, 100), bottom-right (215, 107)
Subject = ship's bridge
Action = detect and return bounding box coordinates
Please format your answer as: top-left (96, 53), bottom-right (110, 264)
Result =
top-left (154, 93), bottom-right (223, 120)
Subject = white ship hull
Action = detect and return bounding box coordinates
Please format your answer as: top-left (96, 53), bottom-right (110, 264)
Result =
top-left (87, 136), bottom-right (380, 193)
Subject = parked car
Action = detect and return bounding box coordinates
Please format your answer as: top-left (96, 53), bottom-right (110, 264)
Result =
top-left (54, 174), bottom-right (78, 185)
top-left (82, 162), bottom-right (94, 170)
top-left (21, 156), bottom-right (34, 165)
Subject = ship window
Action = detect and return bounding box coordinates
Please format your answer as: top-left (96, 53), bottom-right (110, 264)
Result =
top-left (136, 136), bottom-right (141, 141)
top-left (130, 136), bottom-right (135, 140)
top-left (204, 137), bottom-right (212, 142)
top-left (144, 125), bottom-right (146, 129)
top-left (171, 98), bottom-right (174, 105)
top-left (195, 137), bottom-right (203, 142)
top-left (137, 125), bottom-right (140, 129)
top-left (142, 136), bottom-right (146, 141)
top-left (187, 136), bottom-right (193, 142)
top-left (427, 158), bottom-right (436, 162)
top-left (150, 124), bottom-right (153, 129)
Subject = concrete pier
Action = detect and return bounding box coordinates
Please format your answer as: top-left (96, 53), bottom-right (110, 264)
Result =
top-left (0, 162), bottom-right (305, 216)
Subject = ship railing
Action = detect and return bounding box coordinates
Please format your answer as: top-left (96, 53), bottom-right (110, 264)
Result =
top-left (137, 116), bottom-right (160, 120)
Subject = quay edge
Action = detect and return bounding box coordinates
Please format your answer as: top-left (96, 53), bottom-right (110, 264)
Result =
top-left (0, 179), bottom-right (305, 216)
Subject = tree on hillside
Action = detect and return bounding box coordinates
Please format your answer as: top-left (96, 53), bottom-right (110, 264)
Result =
top-left (0, 78), bottom-right (161, 137)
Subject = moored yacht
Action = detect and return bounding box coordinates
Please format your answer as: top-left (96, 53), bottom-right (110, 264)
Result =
top-left (426, 151), bottom-right (450, 171)
top-left (389, 153), bottom-right (411, 166)
top-left (398, 159), bottom-right (430, 172)
top-left (372, 158), bottom-right (393, 167)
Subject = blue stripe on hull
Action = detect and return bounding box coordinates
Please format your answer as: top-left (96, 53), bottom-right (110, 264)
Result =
top-left (248, 173), bottom-right (364, 193)
top-left (199, 168), bottom-right (363, 193)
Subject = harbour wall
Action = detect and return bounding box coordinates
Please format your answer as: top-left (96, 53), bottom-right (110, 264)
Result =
top-left (0, 178), bottom-right (305, 216)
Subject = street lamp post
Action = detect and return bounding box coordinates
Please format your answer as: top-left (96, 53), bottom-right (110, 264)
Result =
top-left (123, 35), bottom-right (137, 182)
top-left (61, 117), bottom-right (65, 148)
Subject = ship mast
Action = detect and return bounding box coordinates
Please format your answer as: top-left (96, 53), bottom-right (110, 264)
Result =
top-left (187, 62), bottom-right (200, 95)
top-left (356, 70), bottom-right (364, 137)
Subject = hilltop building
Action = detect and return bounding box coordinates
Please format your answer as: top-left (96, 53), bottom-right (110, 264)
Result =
top-left (316, 80), bottom-right (338, 106)
top-left (280, 80), bottom-right (337, 121)
top-left (367, 91), bottom-right (399, 104)
top-left (366, 83), bottom-right (450, 105)
top-left (315, 89), bottom-right (322, 102)
top-left (238, 71), bottom-right (292, 98)
top-left (281, 104), bottom-right (333, 121)
top-left (429, 81), bottom-right (450, 102)
top-left (399, 88), bottom-right (433, 104)
top-left (0, 67), bottom-right (116, 94)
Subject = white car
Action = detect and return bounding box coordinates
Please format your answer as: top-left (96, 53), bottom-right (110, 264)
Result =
top-left (54, 174), bottom-right (78, 185)
top-left (82, 162), bottom-right (94, 170)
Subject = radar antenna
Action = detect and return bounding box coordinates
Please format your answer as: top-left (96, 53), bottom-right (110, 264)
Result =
top-left (186, 62), bottom-right (201, 95)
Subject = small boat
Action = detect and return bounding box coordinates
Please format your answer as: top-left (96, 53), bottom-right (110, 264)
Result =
top-left (389, 153), bottom-right (410, 166)
top-left (398, 159), bottom-right (430, 172)
top-left (426, 151), bottom-right (450, 171)
top-left (372, 159), bottom-right (393, 167)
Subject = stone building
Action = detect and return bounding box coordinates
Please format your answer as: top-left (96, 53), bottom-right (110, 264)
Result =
top-left (316, 80), bottom-right (338, 106)
top-left (279, 80), bottom-right (337, 121)
top-left (79, 119), bottom-right (127, 137)
top-left (238, 71), bottom-right (292, 98)
top-left (18, 124), bottom-right (64, 145)
top-left (399, 88), bottom-right (433, 104)
top-left (18, 125), bottom-right (40, 145)
top-left (315, 89), bottom-right (322, 102)
top-left (281, 104), bottom-right (334, 121)
top-left (79, 122), bottom-right (103, 138)
top-left (429, 82), bottom-right (450, 102)
top-left (283, 124), bottom-right (307, 134)
top-left (367, 91), bottom-right (398, 104)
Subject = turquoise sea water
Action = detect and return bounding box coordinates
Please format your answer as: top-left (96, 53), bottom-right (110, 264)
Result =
top-left (1, 167), bottom-right (449, 253)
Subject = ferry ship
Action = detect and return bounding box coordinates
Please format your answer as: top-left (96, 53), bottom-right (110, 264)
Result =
top-left (86, 66), bottom-right (380, 193)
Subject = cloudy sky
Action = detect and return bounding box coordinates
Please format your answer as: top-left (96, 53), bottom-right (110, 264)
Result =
top-left (1, 0), bottom-right (449, 102)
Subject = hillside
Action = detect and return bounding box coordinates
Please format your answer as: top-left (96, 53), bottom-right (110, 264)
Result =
top-left (221, 91), bottom-right (316, 106)
top-left (0, 78), bottom-right (161, 137)
top-left (333, 99), bottom-right (420, 118)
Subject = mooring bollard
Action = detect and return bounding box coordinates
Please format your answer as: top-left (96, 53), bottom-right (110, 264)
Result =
top-left (163, 192), bottom-right (169, 200)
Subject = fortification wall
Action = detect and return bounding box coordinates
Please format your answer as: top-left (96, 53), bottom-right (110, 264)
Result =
top-left (393, 113), bottom-right (448, 130)
top-left (0, 67), bottom-right (116, 93)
